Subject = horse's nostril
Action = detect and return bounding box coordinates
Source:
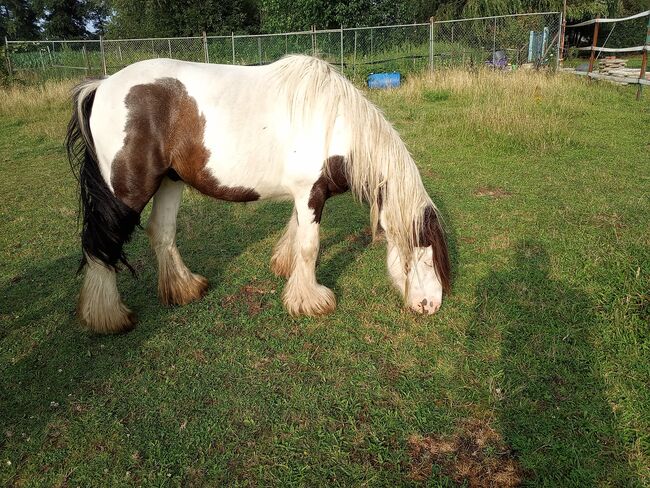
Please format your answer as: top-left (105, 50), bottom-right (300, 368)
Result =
top-left (421, 298), bottom-right (428, 306)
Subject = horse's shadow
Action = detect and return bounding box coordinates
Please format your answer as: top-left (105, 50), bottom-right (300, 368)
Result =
top-left (0, 195), bottom-right (371, 450)
top-left (470, 240), bottom-right (635, 484)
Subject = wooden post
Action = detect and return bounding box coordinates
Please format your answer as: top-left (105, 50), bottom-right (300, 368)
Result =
top-left (588, 17), bottom-right (600, 75)
top-left (353, 30), bottom-right (357, 77)
top-left (4, 37), bottom-right (13, 77)
top-left (202, 31), bottom-right (209, 63)
top-left (636, 16), bottom-right (649, 100)
top-left (340, 25), bottom-right (344, 70)
top-left (492, 17), bottom-right (497, 64)
top-left (558, 0), bottom-right (566, 63)
top-left (99, 35), bottom-right (107, 75)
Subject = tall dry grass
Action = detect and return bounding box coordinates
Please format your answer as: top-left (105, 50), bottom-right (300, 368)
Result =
top-left (0, 79), bottom-right (75, 118)
top-left (371, 69), bottom-right (603, 152)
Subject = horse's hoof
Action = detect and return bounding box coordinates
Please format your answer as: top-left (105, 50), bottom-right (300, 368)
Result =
top-left (283, 283), bottom-right (336, 316)
top-left (159, 273), bottom-right (209, 306)
top-left (78, 300), bottom-right (137, 334)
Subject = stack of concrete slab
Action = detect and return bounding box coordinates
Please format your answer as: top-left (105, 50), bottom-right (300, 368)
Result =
top-left (596, 57), bottom-right (649, 83)
top-left (598, 56), bottom-right (628, 73)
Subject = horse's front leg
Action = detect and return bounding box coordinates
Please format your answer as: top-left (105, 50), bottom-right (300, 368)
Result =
top-left (282, 195), bottom-right (336, 316)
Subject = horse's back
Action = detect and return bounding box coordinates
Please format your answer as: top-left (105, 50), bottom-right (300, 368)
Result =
top-left (90, 57), bottom-right (347, 203)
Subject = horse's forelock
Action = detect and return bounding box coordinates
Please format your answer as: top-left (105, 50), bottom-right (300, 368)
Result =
top-left (418, 206), bottom-right (451, 294)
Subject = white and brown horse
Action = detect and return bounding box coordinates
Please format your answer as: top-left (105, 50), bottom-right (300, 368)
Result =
top-left (66, 55), bottom-right (450, 334)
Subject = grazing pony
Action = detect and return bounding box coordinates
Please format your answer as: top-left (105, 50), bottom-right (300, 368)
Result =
top-left (66, 55), bottom-right (450, 334)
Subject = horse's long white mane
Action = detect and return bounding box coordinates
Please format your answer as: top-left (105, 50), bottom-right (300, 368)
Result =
top-left (270, 55), bottom-right (435, 266)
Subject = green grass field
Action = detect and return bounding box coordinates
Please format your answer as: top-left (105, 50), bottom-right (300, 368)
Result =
top-left (1, 71), bottom-right (648, 487)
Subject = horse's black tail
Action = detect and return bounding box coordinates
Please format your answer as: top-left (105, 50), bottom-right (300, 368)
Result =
top-left (66, 79), bottom-right (140, 274)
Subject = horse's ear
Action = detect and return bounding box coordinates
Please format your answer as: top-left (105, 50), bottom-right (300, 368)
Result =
top-left (419, 206), bottom-right (451, 294)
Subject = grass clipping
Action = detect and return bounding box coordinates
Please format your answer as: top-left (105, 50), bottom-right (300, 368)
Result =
top-left (408, 419), bottom-right (523, 487)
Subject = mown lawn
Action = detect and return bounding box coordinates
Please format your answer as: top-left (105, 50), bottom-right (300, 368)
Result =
top-left (0, 71), bottom-right (648, 487)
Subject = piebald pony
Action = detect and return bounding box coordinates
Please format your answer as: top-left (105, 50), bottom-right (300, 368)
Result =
top-left (66, 55), bottom-right (450, 334)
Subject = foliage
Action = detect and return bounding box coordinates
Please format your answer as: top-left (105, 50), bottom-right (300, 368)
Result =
top-left (0, 0), bottom-right (40, 39)
top-left (107, 0), bottom-right (260, 37)
top-left (2, 0), bottom-right (648, 41)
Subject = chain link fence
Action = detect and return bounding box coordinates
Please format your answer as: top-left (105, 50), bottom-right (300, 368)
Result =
top-left (4, 12), bottom-right (561, 83)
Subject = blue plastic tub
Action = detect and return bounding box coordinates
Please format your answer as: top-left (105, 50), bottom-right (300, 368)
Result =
top-left (367, 72), bottom-right (401, 89)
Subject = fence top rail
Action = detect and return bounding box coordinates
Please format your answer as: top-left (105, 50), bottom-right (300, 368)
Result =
top-left (567, 9), bottom-right (650, 27)
top-left (103, 36), bottom-right (204, 42)
top-left (576, 45), bottom-right (649, 52)
top-left (7, 38), bottom-right (100, 44)
top-left (228, 28), bottom-right (342, 39)
top-left (347, 22), bottom-right (428, 31)
top-left (432, 11), bottom-right (560, 24)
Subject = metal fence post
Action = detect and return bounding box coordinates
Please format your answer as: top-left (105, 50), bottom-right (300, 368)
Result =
top-left (258, 37), bottom-right (262, 64)
top-left (285, 33), bottom-right (288, 54)
top-left (311, 26), bottom-right (316, 56)
top-left (203, 31), bottom-right (209, 63)
top-left (82, 44), bottom-right (89, 74)
top-left (231, 32), bottom-right (235, 64)
top-left (4, 37), bottom-right (13, 77)
top-left (168, 39), bottom-right (172, 58)
top-left (99, 35), bottom-right (107, 75)
top-left (429, 17), bottom-right (434, 71)
top-left (556, 12), bottom-right (562, 70)
top-left (588, 17), bottom-right (600, 75)
top-left (636, 14), bottom-right (649, 100)
top-left (340, 25), bottom-right (344, 70)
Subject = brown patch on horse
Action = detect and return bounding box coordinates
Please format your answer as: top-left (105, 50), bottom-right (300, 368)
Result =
top-left (112, 78), bottom-right (258, 212)
top-left (417, 206), bottom-right (451, 294)
top-left (308, 155), bottom-right (350, 223)
top-left (407, 419), bottom-right (524, 486)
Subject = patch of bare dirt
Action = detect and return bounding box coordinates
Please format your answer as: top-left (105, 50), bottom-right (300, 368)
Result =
top-left (220, 282), bottom-right (275, 316)
top-left (473, 187), bottom-right (512, 199)
top-left (407, 419), bottom-right (524, 487)
top-left (592, 213), bottom-right (626, 229)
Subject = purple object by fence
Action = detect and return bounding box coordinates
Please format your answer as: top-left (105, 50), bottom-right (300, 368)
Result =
top-left (367, 72), bottom-right (401, 89)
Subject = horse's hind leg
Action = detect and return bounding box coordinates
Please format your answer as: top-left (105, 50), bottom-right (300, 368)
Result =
top-left (78, 258), bottom-right (136, 334)
top-left (271, 208), bottom-right (297, 277)
top-left (146, 177), bottom-right (208, 305)
top-left (282, 195), bottom-right (336, 316)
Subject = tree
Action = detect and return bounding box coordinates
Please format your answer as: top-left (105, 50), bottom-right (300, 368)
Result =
top-left (1, 0), bottom-right (40, 39)
top-left (107, 0), bottom-right (259, 37)
top-left (35, 0), bottom-right (87, 38)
